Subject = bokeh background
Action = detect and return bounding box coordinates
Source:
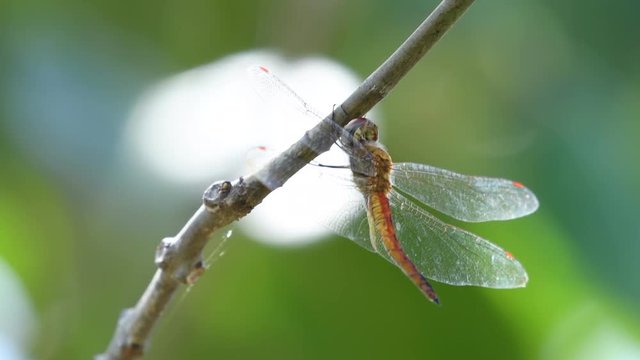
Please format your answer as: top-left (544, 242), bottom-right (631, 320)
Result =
top-left (1, 0), bottom-right (639, 359)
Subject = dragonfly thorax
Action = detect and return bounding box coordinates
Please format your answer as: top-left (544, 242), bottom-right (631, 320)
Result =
top-left (349, 145), bottom-right (393, 196)
top-left (342, 118), bottom-right (392, 193)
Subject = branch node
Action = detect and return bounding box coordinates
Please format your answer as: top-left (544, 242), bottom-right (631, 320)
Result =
top-left (172, 258), bottom-right (205, 284)
top-left (203, 180), bottom-right (233, 211)
top-left (155, 237), bottom-right (174, 269)
top-left (120, 342), bottom-right (144, 358)
top-left (186, 260), bottom-right (207, 284)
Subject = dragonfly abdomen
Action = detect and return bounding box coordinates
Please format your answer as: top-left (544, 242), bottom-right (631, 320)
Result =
top-left (367, 192), bottom-right (440, 304)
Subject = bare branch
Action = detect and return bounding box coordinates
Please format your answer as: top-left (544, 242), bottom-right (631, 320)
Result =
top-left (96, 1), bottom-right (475, 359)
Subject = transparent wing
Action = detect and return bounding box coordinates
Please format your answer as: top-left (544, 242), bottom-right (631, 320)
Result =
top-left (391, 163), bottom-right (539, 222)
top-left (247, 65), bottom-right (375, 186)
top-left (321, 188), bottom-right (374, 253)
top-left (247, 65), bottom-right (325, 122)
top-left (389, 191), bottom-right (528, 288)
top-left (324, 188), bottom-right (528, 287)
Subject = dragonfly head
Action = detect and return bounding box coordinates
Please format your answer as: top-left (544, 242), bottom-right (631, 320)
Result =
top-left (342, 117), bottom-right (379, 145)
top-left (340, 117), bottom-right (379, 178)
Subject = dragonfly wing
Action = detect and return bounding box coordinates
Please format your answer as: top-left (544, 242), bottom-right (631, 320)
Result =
top-left (320, 186), bottom-right (376, 253)
top-left (247, 65), bottom-right (326, 122)
top-left (389, 190), bottom-right (528, 288)
top-left (391, 163), bottom-right (539, 222)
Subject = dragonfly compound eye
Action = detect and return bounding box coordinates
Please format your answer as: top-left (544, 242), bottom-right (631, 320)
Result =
top-left (363, 127), bottom-right (378, 141)
top-left (344, 118), bottom-right (378, 142)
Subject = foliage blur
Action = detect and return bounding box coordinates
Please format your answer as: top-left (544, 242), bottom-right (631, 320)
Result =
top-left (1, 0), bottom-right (639, 359)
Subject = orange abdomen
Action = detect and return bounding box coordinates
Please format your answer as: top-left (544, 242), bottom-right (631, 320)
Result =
top-left (368, 192), bottom-right (439, 304)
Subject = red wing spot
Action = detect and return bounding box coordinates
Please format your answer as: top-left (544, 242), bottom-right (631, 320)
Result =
top-left (505, 251), bottom-right (514, 260)
top-left (513, 181), bottom-right (525, 189)
top-left (257, 146), bottom-right (268, 151)
top-left (258, 66), bottom-right (270, 73)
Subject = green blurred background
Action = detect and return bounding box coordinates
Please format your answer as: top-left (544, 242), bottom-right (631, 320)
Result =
top-left (1, 0), bottom-right (639, 359)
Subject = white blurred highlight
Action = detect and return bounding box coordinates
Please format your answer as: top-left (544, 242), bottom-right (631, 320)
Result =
top-left (243, 144), bottom-right (361, 246)
top-left (123, 50), bottom-right (380, 245)
top-left (0, 259), bottom-right (36, 360)
top-left (574, 323), bottom-right (640, 360)
top-left (541, 302), bottom-right (640, 360)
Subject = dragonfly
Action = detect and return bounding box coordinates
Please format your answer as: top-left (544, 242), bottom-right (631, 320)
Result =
top-left (249, 65), bottom-right (539, 304)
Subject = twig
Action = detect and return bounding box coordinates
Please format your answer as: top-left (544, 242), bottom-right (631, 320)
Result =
top-left (96, 1), bottom-right (475, 359)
